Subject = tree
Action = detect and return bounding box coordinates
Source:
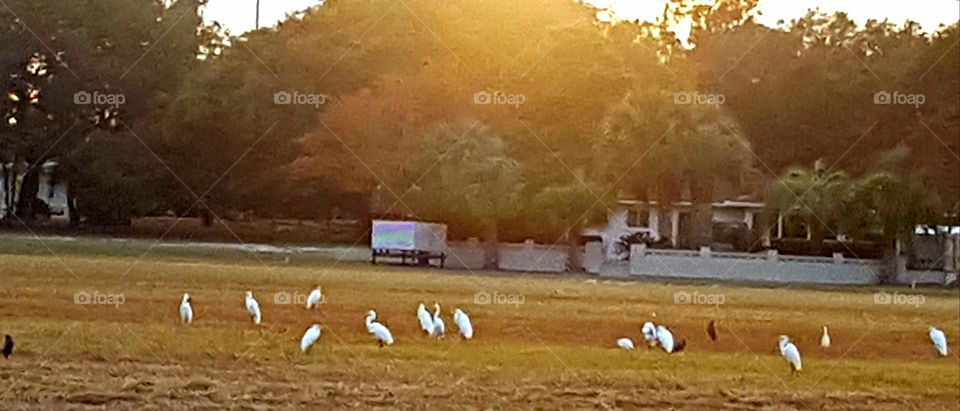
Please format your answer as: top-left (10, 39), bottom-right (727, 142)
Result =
top-left (768, 151), bottom-right (937, 268)
top-left (413, 121), bottom-right (523, 269)
top-left (597, 85), bottom-right (756, 248)
top-left (1, 0), bottom-right (205, 224)
top-left (768, 160), bottom-right (852, 254)
top-left (851, 172), bottom-right (933, 248)
top-left (691, 12), bottom-right (958, 211)
top-left (531, 178), bottom-right (606, 272)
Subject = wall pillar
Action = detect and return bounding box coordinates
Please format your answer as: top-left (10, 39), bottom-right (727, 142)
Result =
top-left (670, 209), bottom-right (680, 248)
top-left (649, 208), bottom-right (660, 241)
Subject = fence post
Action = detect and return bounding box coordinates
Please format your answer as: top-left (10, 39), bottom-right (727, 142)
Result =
top-left (766, 249), bottom-right (778, 262)
top-left (832, 252), bottom-right (844, 264)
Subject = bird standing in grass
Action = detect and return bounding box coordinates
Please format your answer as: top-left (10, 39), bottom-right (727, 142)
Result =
top-left (431, 303), bottom-right (445, 338)
top-left (300, 324), bottom-right (322, 353)
top-left (365, 310), bottom-right (394, 347)
top-left (778, 335), bottom-right (802, 373)
top-left (929, 327), bottom-right (948, 357)
top-left (306, 286), bottom-right (325, 309)
top-left (616, 338), bottom-right (635, 351)
top-left (706, 320), bottom-right (718, 342)
top-left (642, 322), bottom-right (658, 347)
top-left (453, 308), bottom-right (473, 339)
top-left (180, 293), bottom-right (193, 325)
top-left (2, 335), bottom-right (13, 359)
top-left (656, 325), bottom-right (685, 353)
top-left (245, 291), bottom-right (262, 325)
top-left (820, 326), bottom-right (830, 349)
top-left (417, 303), bottom-right (434, 335)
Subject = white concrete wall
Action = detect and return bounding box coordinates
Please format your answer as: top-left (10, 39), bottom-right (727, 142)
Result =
top-left (895, 270), bottom-right (948, 285)
top-left (444, 241), bottom-right (486, 270)
top-left (598, 247), bottom-right (885, 285)
top-left (498, 241), bottom-right (567, 272)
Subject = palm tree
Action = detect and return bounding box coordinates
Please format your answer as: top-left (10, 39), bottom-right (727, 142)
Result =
top-left (414, 121), bottom-right (524, 269)
top-left (532, 178), bottom-right (607, 272)
top-left (853, 172), bottom-right (933, 244)
top-left (768, 159), bottom-right (851, 254)
top-left (597, 89), bottom-right (755, 249)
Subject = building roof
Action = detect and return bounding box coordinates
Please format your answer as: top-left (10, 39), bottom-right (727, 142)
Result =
top-left (617, 199), bottom-right (765, 210)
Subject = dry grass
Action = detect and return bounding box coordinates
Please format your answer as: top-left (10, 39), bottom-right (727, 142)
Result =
top-left (0, 239), bottom-right (958, 410)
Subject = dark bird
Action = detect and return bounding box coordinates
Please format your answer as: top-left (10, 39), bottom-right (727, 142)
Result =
top-left (707, 320), bottom-right (718, 342)
top-left (673, 339), bottom-right (687, 353)
top-left (2, 335), bottom-right (13, 359)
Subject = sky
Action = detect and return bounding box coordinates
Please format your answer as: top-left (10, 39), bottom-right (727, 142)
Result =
top-left (590, 0), bottom-right (958, 31)
top-left (204, 0), bottom-right (959, 34)
top-left (202, 0), bottom-right (321, 34)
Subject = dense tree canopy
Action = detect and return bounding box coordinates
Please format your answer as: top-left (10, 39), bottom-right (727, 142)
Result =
top-left (1, 0), bottom-right (956, 257)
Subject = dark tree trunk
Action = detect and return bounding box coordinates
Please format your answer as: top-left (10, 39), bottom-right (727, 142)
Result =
top-left (688, 178), bottom-right (714, 249)
top-left (66, 185), bottom-right (79, 226)
top-left (14, 164), bottom-right (41, 221)
top-left (808, 217), bottom-right (826, 256)
top-left (482, 221), bottom-right (499, 270)
top-left (0, 164), bottom-right (10, 220)
top-left (200, 207), bottom-right (213, 227)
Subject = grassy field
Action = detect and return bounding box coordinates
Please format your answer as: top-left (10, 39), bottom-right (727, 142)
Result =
top-left (0, 236), bottom-right (958, 410)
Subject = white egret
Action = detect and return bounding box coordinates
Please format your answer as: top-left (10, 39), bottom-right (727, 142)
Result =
top-left (244, 291), bottom-right (262, 325)
top-left (656, 325), bottom-right (686, 353)
top-left (306, 286), bottom-right (325, 309)
top-left (616, 338), bottom-right (635, 351)
top-left (179, 293), bottom-right (193, 325)
top-left (431, 303), bottom-right (445, 338)
top-left (365, 310), bottom-right (394, 347)
top-left (417, 303), bottom-right (434, 335)
top-left (300, 324), bottom-right (322, 353)
top-left (452, 308), bottom-right (473, 339)
top-left (656, 325), bottom-right (674, 352)
top-left (641, 322), bottom-right (658, 347)
top-left (929, 327), bottom-right (948, 357)
top-left (820, 326), bottom-right (830, 349)
top-left (778, 335), bottom-right (802, 373)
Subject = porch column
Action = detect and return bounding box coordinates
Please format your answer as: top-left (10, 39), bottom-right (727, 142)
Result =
top-left (777, 211), bottom-right (784, 239)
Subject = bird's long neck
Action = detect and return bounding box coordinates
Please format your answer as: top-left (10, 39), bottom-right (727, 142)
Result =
top-left (434, 305), bottom-right (440, 316)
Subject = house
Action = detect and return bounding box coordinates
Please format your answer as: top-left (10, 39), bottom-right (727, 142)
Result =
top-left (583, 199), bottom-right (767, 255)
top-left (0, 160), bottom-right (70, 220)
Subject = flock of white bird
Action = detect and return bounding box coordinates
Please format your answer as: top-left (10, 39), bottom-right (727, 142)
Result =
top-left (616, 321), bottom-right (687, 354)
top-left (177, 286), bottom-right (474, 353)
top-left (615, 320), bottom-right (951, 373)
top-left (177, 286), bottom-right (950, 372)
